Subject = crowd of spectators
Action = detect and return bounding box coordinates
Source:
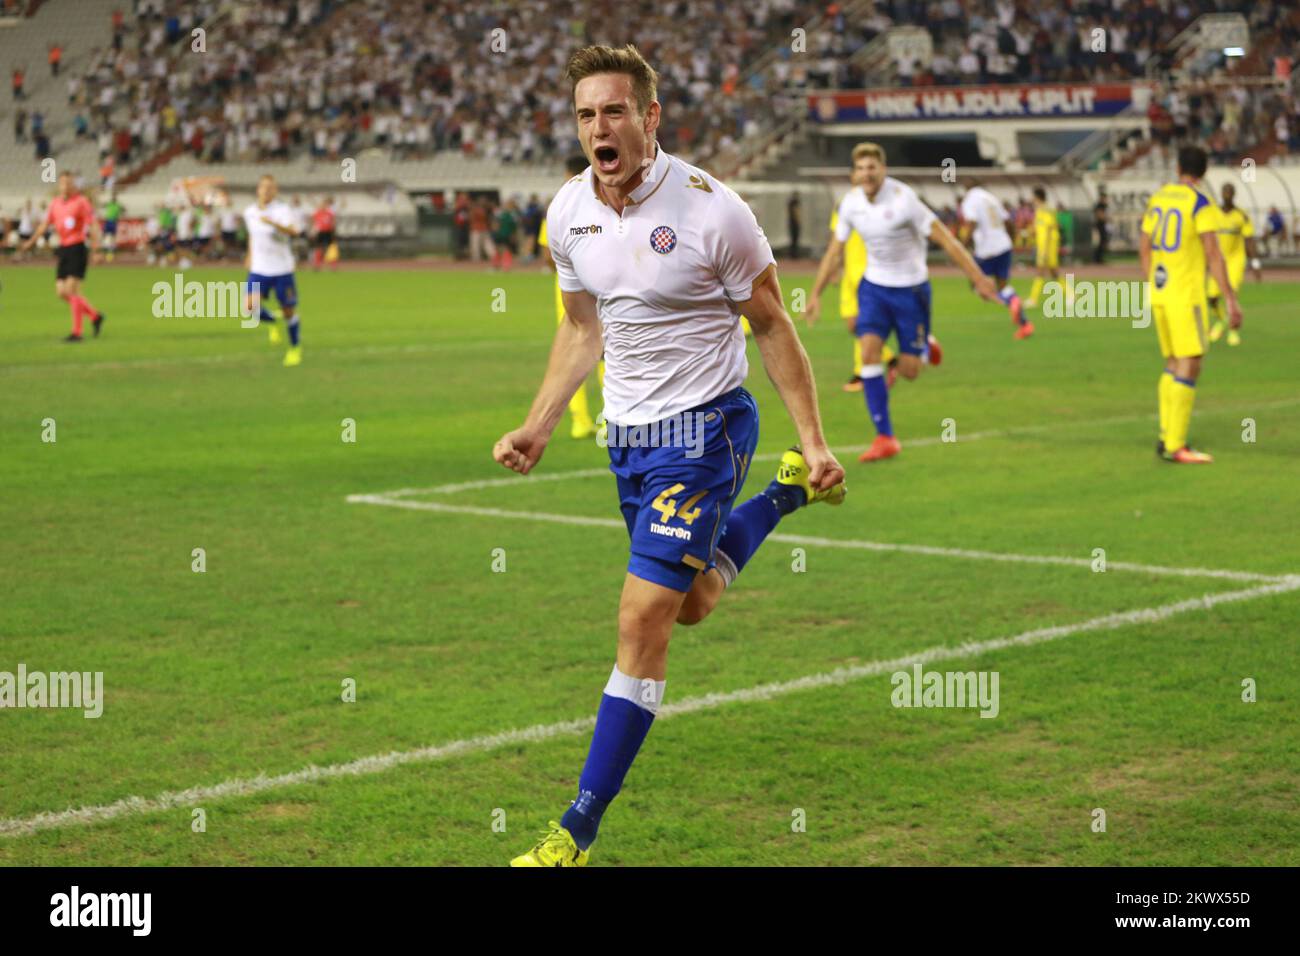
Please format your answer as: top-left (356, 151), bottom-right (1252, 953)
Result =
top-left (9, 0), bottom-right (1298, 178)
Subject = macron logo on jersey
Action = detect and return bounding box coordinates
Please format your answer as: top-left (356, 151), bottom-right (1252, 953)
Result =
top-left (569, 224), bottom-right (603, 236)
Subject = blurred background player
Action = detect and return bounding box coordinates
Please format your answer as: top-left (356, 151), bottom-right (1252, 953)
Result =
top-left (219, 202), bottom-right (240, 261)
top-left (537, 154), bottom-right (602, 439)
top-left (310, 196), bottom-right (337, 272)
top-left (158, 203), bottom-right (177, 264)
top-left (1207, 183), bottom-right (1262, 347)
top-left (176, 202), bottom-right (195, 268)
top-left (491, 197), bottom-right (518, 271)
top-left (244, 174), bottom-right (304, 367)
top-left (804, 143), bottom-right (996, 463)
top-left (16, 199), bottom-right (35, 252)
top-left (958, 180), bottom-right (1030, 339)
top-left (1024, 187), bottom-right (1072, 311)
top-left (100, 192), bottom-right (122, 262)
top-left (195, 204), bottom-right (215, 260)
top-left (17, 171), bottom-right (104, 342)
top-left (816, 163), bottom-right (938, 393)
top-left (1140, 146), bottom-right (1242, 464)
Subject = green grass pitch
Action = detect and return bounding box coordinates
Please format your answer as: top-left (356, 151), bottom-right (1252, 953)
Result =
top-left (1, 262), bottom-right (1297, 865)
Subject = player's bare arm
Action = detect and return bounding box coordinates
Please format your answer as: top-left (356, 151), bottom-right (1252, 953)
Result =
top-left (1138, 230), bottom-right (1151, 281)
top-left (493, 287), bottom-right (603, 475)
top-left (261, 216), bottom-right (300, 238)
top-left (742, 265), bottom-right (845, 491)
top-left (802, 235), bottom-right (844, 325)
top-left (1201, 232), bottom-right (1243, 329)
top-left (930, 219), bottom-right (998, 301)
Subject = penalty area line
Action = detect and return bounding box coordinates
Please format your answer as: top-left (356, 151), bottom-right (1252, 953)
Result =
top-left (345, 494), bottom-right (1289, 584)
top-left (2, 574), bottom-right (1296, 840)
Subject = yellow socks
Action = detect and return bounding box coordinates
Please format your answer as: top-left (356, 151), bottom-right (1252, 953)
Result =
top-left (1165, 374), bottom-right (1197, 452)
top-left (1028, 277), bottom-right (1045, 303)
top-left (853, 339), bottom-right (863, 377)
top-left (1158, 370), bottom-right (1173, 444)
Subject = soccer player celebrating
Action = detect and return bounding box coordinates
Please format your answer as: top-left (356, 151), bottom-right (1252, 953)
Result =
top-left (18, 172), bottom-right (105, 342)
top-left (494, 44), bottom-right (846, 866)
top-left (1140, 146), bottom-right (1242, 464)
top-left (1207, 182), bottom-right (1262, 347)
top-left (804, 144), bottom-right (1000, 463)
top-left (537, 154), bottom-right (602, 439)
top-left (958, 180), bottom-right (1029, 338)
top-left (1025, 186), bottom-right (1071, 311)
top-left (243, 174), bottom-right (304, 366)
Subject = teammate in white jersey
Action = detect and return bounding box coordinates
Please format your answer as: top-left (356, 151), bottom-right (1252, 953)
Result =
top-left (958, 182), bottom-right (1030, 338)
top-left (243, 174), bottom-right (304, 366)
top-left (494, 44), bottom-right (846, 867)
top-left (805, 142), bottom-right (1000, 462)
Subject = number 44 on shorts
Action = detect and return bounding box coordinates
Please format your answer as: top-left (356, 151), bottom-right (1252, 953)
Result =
top-left (652, 483), bottom-right (707, 525)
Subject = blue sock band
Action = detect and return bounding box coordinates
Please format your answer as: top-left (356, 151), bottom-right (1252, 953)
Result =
top-left (716, 493), bottom-right (783, 574)
top-left (864, 374), bottom-right (893, 437)
top-left (562, 691), bottom-right (655, 850)
top-left (1173, 375), bottom-right (1195, 387)
top-left (287, 316), bottom-right (300, 346)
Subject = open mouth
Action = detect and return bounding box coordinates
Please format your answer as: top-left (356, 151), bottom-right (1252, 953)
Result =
top-left (594, 145), bottom-right (621, 175)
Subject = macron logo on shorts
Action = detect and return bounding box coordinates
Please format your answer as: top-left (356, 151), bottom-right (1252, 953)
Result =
top-left (650, 522), bottom-right (691, 541)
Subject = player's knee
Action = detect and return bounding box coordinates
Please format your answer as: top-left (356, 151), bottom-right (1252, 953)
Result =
top-left (899, 361), bottom-right (920, 380)
top-left (675, 596), bottom-right (711, 626)
top-left (618, 598), bottom-right (675, 641)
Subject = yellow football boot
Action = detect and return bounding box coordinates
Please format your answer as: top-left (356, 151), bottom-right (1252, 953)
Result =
top-left (510, 821), bottom-right (589, 867)
top-left (776, 446), bottom-right (846, 506)
top-left (283, 345), bottom-right (303, 367)
top-left (268, 322), bottom-right (284, 345)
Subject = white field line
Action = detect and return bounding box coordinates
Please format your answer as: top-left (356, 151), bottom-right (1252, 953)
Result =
top-left (0, 339), bottom-right (513, 374)
top-left (376, 395), bottom-right (1300, 499)
top-left (4, 574), bottom-right (1296, 840)
top-left (345, 496), bottom-right (1287, 585)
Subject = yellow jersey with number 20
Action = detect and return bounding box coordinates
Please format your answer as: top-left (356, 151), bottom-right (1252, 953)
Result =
top-left (1142, 183), bottom-right (1216, 307)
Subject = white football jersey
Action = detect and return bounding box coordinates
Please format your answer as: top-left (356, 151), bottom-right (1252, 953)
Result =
top-left (546, 146), bottom-right (775, 426)
top-left (243, 200), bottom-right (296, 276)
top-left (834, 178), bottom-right (937, 287)
top-left (959, 186), bottom-right (1012, 259)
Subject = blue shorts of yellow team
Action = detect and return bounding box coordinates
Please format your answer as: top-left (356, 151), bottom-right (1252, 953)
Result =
top-left (610, 387), bottom-right (758, 592)
top-left (856, 278), bottom-right (932, 355)
top-left (976, 249), bottom-right (1012, 283)
top-left (246, 272), bottom-right (298, 308)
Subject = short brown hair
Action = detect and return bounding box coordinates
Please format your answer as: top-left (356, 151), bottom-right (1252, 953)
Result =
top-left (851, 142), bottom-right (886, 164)
top-left (565, 44), bottom-right (659, 116)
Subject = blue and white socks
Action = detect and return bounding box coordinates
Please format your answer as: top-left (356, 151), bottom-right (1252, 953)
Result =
top-left (561, 665), bottom-right (665, 850)
top-left (860, 363), bottom-right (893, 436)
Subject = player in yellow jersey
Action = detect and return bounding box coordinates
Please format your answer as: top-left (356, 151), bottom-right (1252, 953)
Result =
top-left (1140, 146), bottom-right (1242, 464)
top-left (1206, 183), bottom-right (1262, 347)
top-left (538, 154), bottom-right (603, 439)
top-left (1024, 186), bottom-right (1072, 309)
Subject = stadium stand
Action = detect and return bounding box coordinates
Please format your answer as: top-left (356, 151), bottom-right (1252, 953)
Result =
top-left (2, 0), bottom-right (1297, 260)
